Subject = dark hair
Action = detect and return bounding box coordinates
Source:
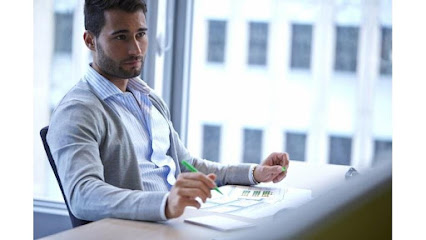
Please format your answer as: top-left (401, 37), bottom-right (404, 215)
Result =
top-left (84, 0), bottom-right (147, 37)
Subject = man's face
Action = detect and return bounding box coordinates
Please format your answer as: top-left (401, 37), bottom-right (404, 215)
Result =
top-left (93, 9), bottom-right (148, 80)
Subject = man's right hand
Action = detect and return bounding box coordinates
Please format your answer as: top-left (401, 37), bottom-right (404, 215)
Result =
top-left (165, 172), bottom-right (217, 219)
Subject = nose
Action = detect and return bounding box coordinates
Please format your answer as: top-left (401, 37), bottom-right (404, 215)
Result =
top-left (128, 38), bottom-right (145, 56)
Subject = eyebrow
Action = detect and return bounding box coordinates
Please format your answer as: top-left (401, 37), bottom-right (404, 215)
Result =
top-left (111, 28), bottom-right (148, 35)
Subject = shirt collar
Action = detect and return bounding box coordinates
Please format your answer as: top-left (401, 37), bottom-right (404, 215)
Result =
top-left (85, 64), bottom-right (151, 100)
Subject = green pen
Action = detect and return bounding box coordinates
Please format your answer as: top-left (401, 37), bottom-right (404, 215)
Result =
top-left (181, 160), bottom-right (223, 195)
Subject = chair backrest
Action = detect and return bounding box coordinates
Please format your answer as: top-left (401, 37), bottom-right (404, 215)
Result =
top-left (40, 126), bottom-right (91, 228)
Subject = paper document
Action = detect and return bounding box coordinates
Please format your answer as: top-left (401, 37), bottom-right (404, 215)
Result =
top-left (184, 215), bottom-right (255, 231)
top-left (227, 185), bottom-right (285, 202)
top-left (201, 185), bottom-right (312, 219)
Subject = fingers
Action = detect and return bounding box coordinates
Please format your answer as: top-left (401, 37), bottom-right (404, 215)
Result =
top-left (175, 179), bottom-right (212, 199)
top-left (255, 166), bottom-right (279, 182)
top-left (266, 165), bottom-right (283, 176)
top-left (175, 172), bottom-right (218, 200)
top-left (282, 152), bottom-right (290, 169)
top-left (270, 154), bottom-right (289, 183)
top-left (167, 172), bottom-right (218, 219)
top-left (176, 188), bottom-right (210, 203)
top-left (165, 194), bottom-right (201, 219)
top-left (256, 164), bottom-right (289, 183)
top-left (272, 170), bottom-right (287, 183)
top-left (179, 172), bottom-right (217, 189)
top-left (264, 152), bottom-right (290, 168)
top-left (176, 186), bottom-right (210, 202)
top-left (272, 152), bottom-right (290, 166)
top-left (181, 197), bottom-right (201, 209)
top-left (207, 173), bottom-right (216, 181)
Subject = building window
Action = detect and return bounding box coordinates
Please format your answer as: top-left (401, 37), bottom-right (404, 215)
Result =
top-left (334, 26), bottom-right (359, 73)
top-left (54, 12), bottom-right (74, 53)
top-left (202, 124), bottom-right (222, 162)
top-left (248, 22), bottom-right (269, 66)
top-left (329, 135), bottom-right (352, 165)
top-left (373, 140), bottom-right (392, 165)
top-left (290, 24), bottom-right (313, 70)
top-left (380, 27), bottom-right (392, 76)
top-left (207, 20), bottom-right (227, 63)
top-left (243, 128), bottom-right (263, 163)
top-left (285, 132), bottom-right (306, 161)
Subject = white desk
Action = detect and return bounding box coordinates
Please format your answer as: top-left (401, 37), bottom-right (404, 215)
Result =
top-left (40, 162), bottom-right (351, 240)
top-left (279, 161), bottom-right (351, 197)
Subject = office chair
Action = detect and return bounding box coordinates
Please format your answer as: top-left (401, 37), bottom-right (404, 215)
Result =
top-left (40, 126), bottom-right (91, 228)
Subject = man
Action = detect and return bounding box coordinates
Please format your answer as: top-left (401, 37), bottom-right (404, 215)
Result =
top-left (47, 0), bottom-right (290, 222)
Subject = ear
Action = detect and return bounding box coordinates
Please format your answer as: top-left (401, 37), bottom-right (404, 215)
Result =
top-left (83, 31), bottom-right (96, 51)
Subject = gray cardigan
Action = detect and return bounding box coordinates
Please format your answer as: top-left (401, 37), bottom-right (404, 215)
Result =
top-left (47, 80), bottom-right (253, 221)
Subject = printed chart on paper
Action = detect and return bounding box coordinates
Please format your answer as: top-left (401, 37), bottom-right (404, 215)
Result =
top-left (200, 185), bottom-right (296, 219)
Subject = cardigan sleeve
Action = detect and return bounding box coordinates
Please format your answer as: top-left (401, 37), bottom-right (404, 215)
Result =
top-left (171, 128), bottom-right (253, 186)
top-left (47, 98), bottom-right (168, 221)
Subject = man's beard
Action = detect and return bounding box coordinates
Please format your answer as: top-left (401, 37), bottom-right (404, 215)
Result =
top-left (95, 42), bottom-right (144, 79)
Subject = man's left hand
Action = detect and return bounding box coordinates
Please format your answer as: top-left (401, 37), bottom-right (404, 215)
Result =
top-left (253, 152), bottom-right (290, 183)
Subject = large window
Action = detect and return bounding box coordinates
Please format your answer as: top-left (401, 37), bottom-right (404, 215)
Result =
top-left (51, 9), bottom-right (80, 112)
top-left (187, 0), bottom-right (392, 169)
top-left (34, 0), bottom-right (83, 202)
top-left (34, 0), bottom-right (393, 203)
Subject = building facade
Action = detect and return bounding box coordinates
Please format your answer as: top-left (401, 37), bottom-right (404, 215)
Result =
top-left (187, 0), bottom-right (392, 169)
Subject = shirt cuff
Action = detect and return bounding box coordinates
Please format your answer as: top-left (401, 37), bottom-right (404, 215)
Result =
top-left (160, 192), bottom-right (170, 221)
top-left (248, 164), bottom-right (259, 185)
